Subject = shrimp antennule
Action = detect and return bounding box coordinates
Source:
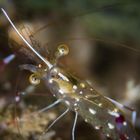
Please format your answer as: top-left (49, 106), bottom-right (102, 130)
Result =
top-left (1, 8), bottom-right (52, 69)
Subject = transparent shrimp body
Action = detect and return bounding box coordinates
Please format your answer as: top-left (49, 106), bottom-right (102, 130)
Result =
top-left (1, 8), bottom-right (136, 140)
top-left (46, 65), bottom-right (136, 140)
top-left (20, 43), bottom-right (136, 140)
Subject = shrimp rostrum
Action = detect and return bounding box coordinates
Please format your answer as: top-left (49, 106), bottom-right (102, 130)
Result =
top-left (1, 8), bottom-right (137, 140)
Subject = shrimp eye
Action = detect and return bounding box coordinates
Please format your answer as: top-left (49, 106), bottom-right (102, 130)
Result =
top-left (55, 44), bottom-right (69, 58)
top-left (29, 73), bottom-right (40, 85)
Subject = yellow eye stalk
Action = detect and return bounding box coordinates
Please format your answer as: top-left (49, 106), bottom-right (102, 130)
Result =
top-left (29, 73), bottom-right (41, 85)
top-left (55, 44), bottom-right (69, 58)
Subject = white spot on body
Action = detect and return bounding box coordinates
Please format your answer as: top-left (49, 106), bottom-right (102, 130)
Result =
top-left (95, 126), bottom-right (100, 130)
top-left (53, 68), bottom-right (58, 73)
top-left (108, 123), bottom-right (115, 129)
top-left (49, 79), bottom-right (53, 83)
top-left (74, 103), bottom-right (78, 106)
top-left (90, 88), bottom-right (93, 91)
top-left (125, 135), bottom-right (129, 140)
top-left (38, 64), bottom-right (42, 68)
top-left (58, 72), bottom-right (69, 81)
top-left (65, 101), bottom-right (70, 106)
top-left (76, 98), bottom-right (80, 102)
top-left (80, 83), bottom-right (86, 88)
top-left (79, 91), bottom-right (83, 95)
top-left (74, 102), bottom-right (79, 111)
top-left (58, 89), bottom-right (64, 95)
top-left (89, 108), bottom-right (96, 115)
top-left (114, 108), bottom-right (118, 112)
top-left (106, 134), bottom-right (110, 137)
top-left (98, 103), bottom-right (102, 107)
top-left (85, 119), bottom-right (88, 122)
top-left (73, 85), bottom-right (78, 90)
top-left (123, 121), bottom-right (127, 126)
top-left (85, 95), bottom-right (88, 98)
top-left (108, 110), bottom-right (120, 117)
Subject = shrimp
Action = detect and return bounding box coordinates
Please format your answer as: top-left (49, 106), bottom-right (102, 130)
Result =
top-left (1, 8), bottom-right (137, 140)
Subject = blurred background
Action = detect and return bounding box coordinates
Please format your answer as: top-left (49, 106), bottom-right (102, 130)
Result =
top-left (0, 0), bottom-right (140, 140)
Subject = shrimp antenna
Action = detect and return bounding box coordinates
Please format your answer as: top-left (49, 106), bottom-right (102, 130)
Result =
top-left (1, 8), bottom-right (52, 69)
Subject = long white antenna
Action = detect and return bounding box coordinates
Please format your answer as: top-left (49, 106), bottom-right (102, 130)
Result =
top-left (1, 8), bottom-right (52, 69)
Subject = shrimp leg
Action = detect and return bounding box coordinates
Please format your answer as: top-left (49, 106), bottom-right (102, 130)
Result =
top-left (38, 99), bottom-right (62, 113)
top-left (72, 112), bottom-right (78, 140)
top-left (40, 108), bottom-right (69, 140)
